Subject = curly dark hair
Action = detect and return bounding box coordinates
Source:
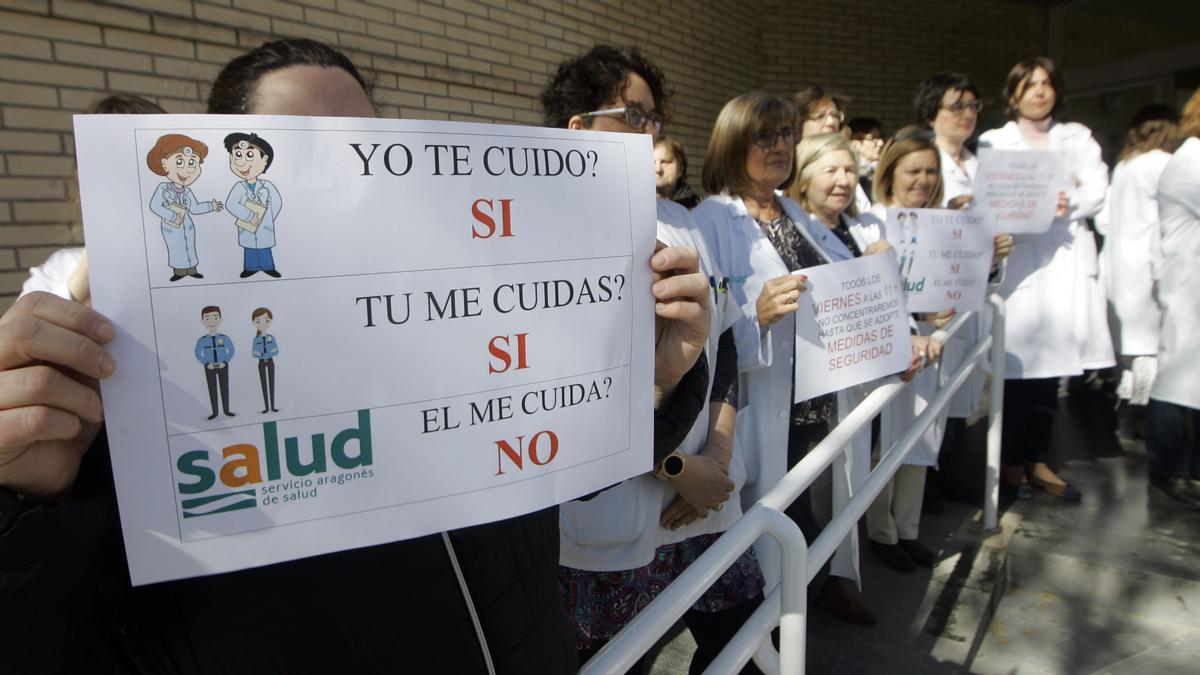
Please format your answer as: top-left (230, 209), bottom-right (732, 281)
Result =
top-left (914, 72), bottom-right (980, 124)
top-left (207, 38), bottom-right (370, 114)
top-left (540, 44), bottom-right (668, 129)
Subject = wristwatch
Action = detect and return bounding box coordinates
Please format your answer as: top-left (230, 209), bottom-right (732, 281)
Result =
top-left (653, 451), bottom-right (686, 480)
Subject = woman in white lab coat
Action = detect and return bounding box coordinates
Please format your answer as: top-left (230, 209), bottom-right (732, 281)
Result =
top-left (915, 72), bottom-right (1015, 507)
top-left (1145, 91), bottom-right (1200, 508)
top-left (978, 56), bottom-right (1113, 501)
top-left (694, 93), bottom-right (907, 625)
top-left (544, 45), bottom-right (768, 674)
top-left (861, 127), bottom-right (975, 572)
top-left (1096, 105), bottom-right (1179, 430)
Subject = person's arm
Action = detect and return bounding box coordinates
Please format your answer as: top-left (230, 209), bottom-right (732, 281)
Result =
top-left (225, 184), bottom-right (252, 221)
top-left (1065, 128), bottom-right (1109, 222)
top-left (269, 182), bottom-right (283, 219)
top-left (148, 186), bottom-right (176, 223)
top-left (186, 188), bottom-right (215, 215)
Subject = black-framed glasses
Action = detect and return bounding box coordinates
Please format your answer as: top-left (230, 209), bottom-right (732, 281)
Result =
top-left (941, 100), bottom-right (985, 115)
top-left (807, 108), bottom-right (845, 124)
top-left (753, 126), bottom-right (796, 150)
top-left (580, 102), bottom-right (664, 134)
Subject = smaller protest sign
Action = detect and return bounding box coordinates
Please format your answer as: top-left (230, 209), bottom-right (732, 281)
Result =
top-left (973, 148), bottom-right (1060, 233)
top-left (884, 207), bottom-right (995, 312)
top-left (792, 254), bottom-right (912, 403)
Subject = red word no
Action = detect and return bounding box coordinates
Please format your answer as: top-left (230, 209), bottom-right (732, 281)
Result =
top-left (495, 430), bottom-right (559, 475)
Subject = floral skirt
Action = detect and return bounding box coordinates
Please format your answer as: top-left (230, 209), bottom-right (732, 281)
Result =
top-left (558, 533), bottom-right (764, 650)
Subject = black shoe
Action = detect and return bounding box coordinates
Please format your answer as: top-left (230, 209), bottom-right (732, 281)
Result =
top-left (170, 274), bottom-right (184, 282)
top-left (264, 269), bottom-right (281, 278)
top-left (190, 272), bottom-right (205, 279)
top-left (1150, 477), bottom-right (1200, 510)
top-left (240, 270), bottom-right (257, 278)
top-left (224, 411), bottom-right (236, 417)
top-left (271, 407), bottom-right (279, 412)
top-left (207, 413), bottom-right (218, 420)
top-left (262, 409), bottom-right (270, 414)
top-left (898, 539), bottom-right (936, 567)
top-left (870, 540), bottom-right (915, 572)
top-left (819, 577), bottom-right (877, 625)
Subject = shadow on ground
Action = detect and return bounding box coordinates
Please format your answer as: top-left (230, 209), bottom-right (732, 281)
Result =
top-left (644, 376), bottom-right (1200, 674)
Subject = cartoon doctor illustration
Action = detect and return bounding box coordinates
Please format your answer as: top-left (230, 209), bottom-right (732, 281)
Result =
top-left (146, 134), bottom-right (223, 281)
top-left (224, 132), bottom-right (283, 278)
top-left (250, 307), bottom-right (279, 414)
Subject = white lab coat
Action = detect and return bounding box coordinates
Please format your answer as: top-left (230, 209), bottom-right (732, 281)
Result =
top-left (865, 203), bottom-right (947, 467)
top-left (149, 183), bottom-right (216, 270)
top-left (559, 199), bottom-right (748, 571)
top-left (939, 146), bottom-right (977, 207)
top-left (1096, 150), bottom-right (1172, 356)
top-left (20, 247), bottom-right (84, 300)
top-left (1150, 137), bottom-right (1200, 411)
top-left (693, 192), bottom-right (868, 589)
top-left (227, 179), bottom-right (282, 250)
top-left (978, 121), bottom-right (1115, 379)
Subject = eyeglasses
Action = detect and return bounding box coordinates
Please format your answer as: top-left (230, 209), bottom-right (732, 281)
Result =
top-left (807, 108), bottom-right (845, 124)
top-left (753, 127), bottom-right (796, 150)
top-left (941, 100), bottom-right (984, 115)
top-left (580, 102), bottom-right (664, 134)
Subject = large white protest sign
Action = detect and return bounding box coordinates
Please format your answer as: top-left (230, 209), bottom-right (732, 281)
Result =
top-left (973, 148), bottom-right (1060, 233)
top-left (792, 254), bottom-right (912, 402)
top-left (884, 207), bottom-right (995, 312)
top-left (73, 115), bottom-right (656, 585)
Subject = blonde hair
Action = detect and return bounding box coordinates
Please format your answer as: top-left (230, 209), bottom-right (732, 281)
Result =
top-left (872, 125), bottom-right (943, 207)
top-left (1181, 89), bottom-right (1200, 140)
top-left (785, 132), bottom-right (860, 216)
top-left (701, 91), bottom-right (797, 196)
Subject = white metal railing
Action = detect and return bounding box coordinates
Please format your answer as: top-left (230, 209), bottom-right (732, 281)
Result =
top-left (579, 294), bottom-right (1007, 675)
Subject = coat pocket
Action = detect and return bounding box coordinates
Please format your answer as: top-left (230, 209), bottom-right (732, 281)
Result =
top-left (559, 479), bottom-right (648, 547)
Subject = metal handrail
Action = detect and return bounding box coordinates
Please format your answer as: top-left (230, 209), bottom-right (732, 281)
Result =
top-left (578, 296), bottom-right (1007, 675)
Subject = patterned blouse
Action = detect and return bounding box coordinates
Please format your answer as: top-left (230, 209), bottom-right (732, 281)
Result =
top-left (757, 213), bottom-right (837, 426)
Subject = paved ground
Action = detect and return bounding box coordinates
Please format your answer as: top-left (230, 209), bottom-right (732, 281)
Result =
top-left (640, 377), bottom-right (1200, 674)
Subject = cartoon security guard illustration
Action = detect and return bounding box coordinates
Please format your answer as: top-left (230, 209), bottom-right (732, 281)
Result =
top-left (146, 134), bottom-right (224, 281)
top-left (224, 133), bottom-right (283, 278)
top-left (195, 305), bottom-right (236, 420)
top-left (250, 307), bottom-right (279, 413)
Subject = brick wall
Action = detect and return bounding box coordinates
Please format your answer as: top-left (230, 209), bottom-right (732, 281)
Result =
top-left (0, 0), bottom-right (1050, 311)
top-left (759, 0), bottom-right (1047, 136)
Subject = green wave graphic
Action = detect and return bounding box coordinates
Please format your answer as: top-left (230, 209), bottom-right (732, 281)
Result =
top-left (181, 489), bottom-right (258, 518)
top-left (180, 489), bottom-right (257, 509)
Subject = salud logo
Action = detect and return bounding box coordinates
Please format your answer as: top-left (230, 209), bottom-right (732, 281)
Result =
top-left (176, 410), bottom-right (373, 518)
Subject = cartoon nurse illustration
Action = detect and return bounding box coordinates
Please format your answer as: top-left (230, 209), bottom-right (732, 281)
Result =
top-left (146, 134), bottom-right (223, 281)
top-left (224, 133), bottom-right (283, 278)
top-left (250, 307), bottom-right (279, 413)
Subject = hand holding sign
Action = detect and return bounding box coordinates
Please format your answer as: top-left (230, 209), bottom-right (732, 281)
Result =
top-left (756, 274), bottom-right (807, 326)
top-left (0, 292), bottom-right (111, 497)
top-left (652, 243), bottom-right (711, 405)
top-left (74, 114), bottom-right (659, 584)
